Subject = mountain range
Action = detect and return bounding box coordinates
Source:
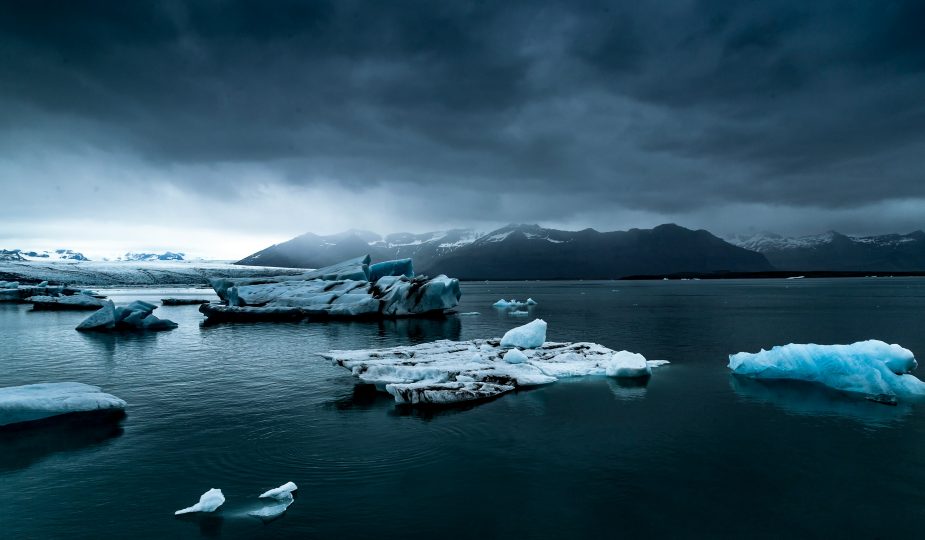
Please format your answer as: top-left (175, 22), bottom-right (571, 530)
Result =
top-left (237, 224), bottom-right (775, 279)
top-left (727, 230), bottom-right (925, 271)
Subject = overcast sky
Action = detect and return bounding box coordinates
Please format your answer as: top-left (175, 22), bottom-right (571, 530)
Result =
top-left (2, 1), bottom-right (924, 259)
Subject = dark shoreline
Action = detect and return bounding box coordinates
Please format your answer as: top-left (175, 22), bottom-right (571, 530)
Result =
top-left (618, 270), bottom-right (925, 280)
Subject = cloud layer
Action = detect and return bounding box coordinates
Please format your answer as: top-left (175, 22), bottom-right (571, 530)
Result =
top-left (2, 1), bottom-right (924, 256)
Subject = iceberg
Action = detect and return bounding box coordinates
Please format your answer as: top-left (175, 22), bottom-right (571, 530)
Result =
top-left (322, 323), bottom-right (668, 406)
top-left (0, 382), bottom-right (126, 427)
top-left (728, 340), bottom-right (925, 401)
top-left (175, 488), bottom-right (225, 515)
top-left (76, 300), bottom-right (179, 331)
top-left (0, 281), bottom-right (91, 303)
top-left (500, 319), bottom-right (547, 348)
top-left (200, 255), bottom-right (460, 321)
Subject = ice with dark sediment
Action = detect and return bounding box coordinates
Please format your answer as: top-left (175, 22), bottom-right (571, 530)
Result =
top-left (200, 255), bottom-right (460, 321)
top-left (76, 300), bottom-right (179, 331)
top-left (322, 319), bottom-right (668, 406)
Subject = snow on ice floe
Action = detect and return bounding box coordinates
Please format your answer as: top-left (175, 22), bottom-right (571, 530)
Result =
top-left (76, 300), bottom-right (178, 331)
top-left (322, 319), bottom-right (667, 406)
top-left (200, 255), bottom-right (460, 321)
top-left (0, 382), bottom-right (126, 427)
top-left (728, 340), bottom-right (925, 402)
top-left (175, 488), bottom-right (225, 515)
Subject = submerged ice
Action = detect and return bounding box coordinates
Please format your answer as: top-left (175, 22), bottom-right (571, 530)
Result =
top-left (728, 340), bottom-right (925, 401)
top-left (0, 382), bottom-right (126, 427)
top-left (323, 319), bottom-right (667, 406)
top-left (249, 482), bottom-right (298, 520)
top-left (201, 255), bottom-right (460, 321)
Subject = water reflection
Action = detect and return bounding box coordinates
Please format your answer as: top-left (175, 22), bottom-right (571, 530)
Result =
top-left (0, 411), bottom-right (125, 472)
top-left (174, 513), bottom-right (224, 537)
top-left (376, 316), bottom-right (461, 343)
top-left (729, 375), bottom-right (911, 426)
top-left (606, 377), bottom-right (649, 401)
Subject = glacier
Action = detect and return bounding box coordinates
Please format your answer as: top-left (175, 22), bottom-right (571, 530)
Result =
top-left (175, 488), bottom-right (225, 515)
top-left (728, 340), bottom-right (925, 402)
top-left (0, 382), bottom-right (126, 427)
top-left (76, 300), bottom-right (179, 331)
top-left (200, 255), bottom-right (461, 321)
top-left (322, 319), bottom-right (668, 406)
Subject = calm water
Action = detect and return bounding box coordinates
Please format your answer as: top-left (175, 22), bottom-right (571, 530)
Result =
top-left (2, 279), bottom-right (925, 539)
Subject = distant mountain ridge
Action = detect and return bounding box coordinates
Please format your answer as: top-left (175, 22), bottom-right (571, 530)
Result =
top-left (237, 223), bottom-right (773, 279)
top-left (0, 249), bottom-right (89, 262)
top-left (727, 230), bottom-right (925, 271)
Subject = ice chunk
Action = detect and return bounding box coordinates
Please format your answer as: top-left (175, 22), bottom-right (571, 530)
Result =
top-left (605, 351), bottom-right (651, 378)
top-left (526, 298), bottom-right (537, 305)
top-left (323, 334), bottom-right (668, 407)
top-left (368, 258), bottom-right (414, 281)
top-left (175, 488), bottom-right (225, 515)
top-left (76, 300), bottom-right (177, 331)
top-left (504, 349), bottom-right (528, 364)
top-left (259, 481), bottom-right (298, 500)
top-left (501, 319), bottom-right (547, 349)
top-left (728, 340), bottom-right (925, 401)
top-left (0, 382), bottom-right (126, 427)
top-left (161, 298), bottom-right (211, 306)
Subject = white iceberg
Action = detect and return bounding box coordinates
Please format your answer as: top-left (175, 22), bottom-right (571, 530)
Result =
top-left (501, 319), bottom-right (547, 349)
top-left (175, 488), bottom-right (225, 515)
top-left (201, 255), bottom-right (460, 321)
top-left (728, 340), bottom-right (925, 401)
top-left (322, 328), bottom-right (668, 406)
top-left (76, 300), bottom-right (178, 331)
top-left (0, 382), bottom-right (126, 427)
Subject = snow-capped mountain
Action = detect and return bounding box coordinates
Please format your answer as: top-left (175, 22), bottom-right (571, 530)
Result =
top-left (238, 224), bottom-right (772, 279)
top-left (0, 249), bottom-right (90, 262)
top-left (119, 251), bottom-right (186, 262)
top-left (727, 230), bottom-right (925, 271)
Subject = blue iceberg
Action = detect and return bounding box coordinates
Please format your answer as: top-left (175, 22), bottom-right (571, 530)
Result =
top-left (728, 340), bottom-right (925, 402)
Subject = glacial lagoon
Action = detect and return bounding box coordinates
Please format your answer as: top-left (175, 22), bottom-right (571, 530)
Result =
top-left (3, 279), bottom-right (925, 538)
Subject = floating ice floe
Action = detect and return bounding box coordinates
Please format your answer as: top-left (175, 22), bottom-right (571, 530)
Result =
top-left (249, 482), bottom-right (298, 520)
top-left (0, 382), bottom-right (126, 427)
top-left (0, 280), bottom-right (98, 304)
top-left (76, 300), bottom-right (179, 331)
top-left (322, 319), bottom-right (667, 406)
top-left (728, 340), bottom-right (925, 403)
top-left (175, 488), bottom-right (225, 515)
top-left (492, 298), bottom-right (537, 309)
top-left (27, 294), bottom-right (106, 311)
top-left (200, 255), bottom-right (460, 321)
top-left (161, 298), bottom-right (212, 306)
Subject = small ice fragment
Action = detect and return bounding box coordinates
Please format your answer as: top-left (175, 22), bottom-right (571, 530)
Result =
top-left (259, 481), bottom-right (298, 500)
top-left (175, 488), bottom-right (225, 515)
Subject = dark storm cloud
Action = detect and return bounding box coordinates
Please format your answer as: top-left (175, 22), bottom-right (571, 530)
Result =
top-left (2, 0), bottom-right (925, 224)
